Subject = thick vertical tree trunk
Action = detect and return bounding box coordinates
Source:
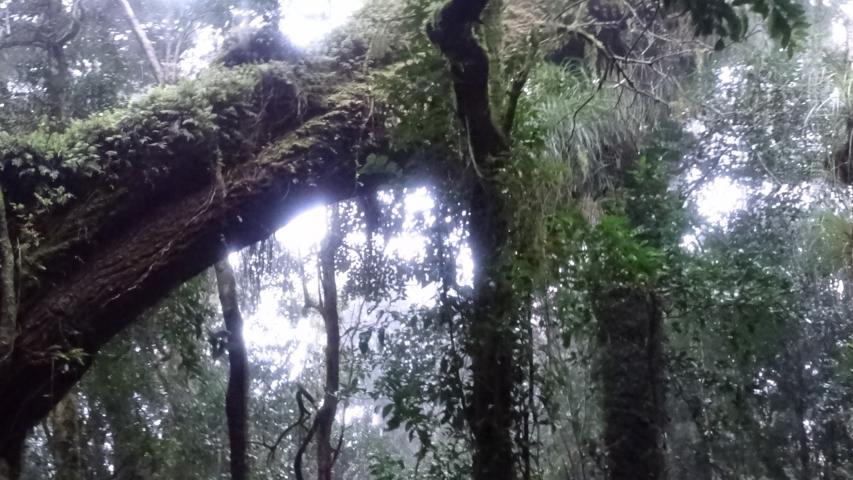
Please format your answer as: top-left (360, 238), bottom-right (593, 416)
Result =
top-left (316, 208), bottom-right (342, 480)
top-left (467, 188), bottom-right (515, 480)
top-left (214, 260), bottom-right (250, 480)
top-left (594, 287), bottom-right (666, 480)
top-left (427, 2), bottom-right (517, 479)
top-left (47, 393), bottom-right (83, 480)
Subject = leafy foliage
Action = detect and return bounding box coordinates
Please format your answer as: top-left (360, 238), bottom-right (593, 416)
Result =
top-left (666, 0), bottom-right (808, 53)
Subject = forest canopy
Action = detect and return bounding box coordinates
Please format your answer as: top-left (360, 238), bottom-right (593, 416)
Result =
top-left (0, 0), bottom-right (851, 480)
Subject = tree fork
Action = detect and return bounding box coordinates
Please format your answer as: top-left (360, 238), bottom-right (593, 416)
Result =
top-left (428, 1), bottom-right (517, 478)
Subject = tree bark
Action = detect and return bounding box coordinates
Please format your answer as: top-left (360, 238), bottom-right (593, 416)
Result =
top-left (44, 42), bottom-right (71, 125)
top-left (43, 0), bottom-right (79, 126)
top-left (214, 260), bottom-right (250, 480)
top-left (594, 288), bottom-right (666, 480)
top-left (0, 185), bottom-right (16, 356)
top-left (0, 69), bottom-right (377, 460)
top-left (315, 207), bottom-right (342, 480)
top-left (428, 2), bottom-right (516, 479)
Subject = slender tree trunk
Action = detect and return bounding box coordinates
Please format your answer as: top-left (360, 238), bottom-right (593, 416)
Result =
top-left (43, 0), bottom-right (76, 126)
top-left (687, 397), bottom-right (714, 480)
top-left (822, 416), bottom-right (842, 480)
top-left (214, 260), bottom-right (250, 480)
top-left (117, 0), bottom-right (166, 84)
top-left (316, 208), bottom-right (342, 480)
top-left (45, 43), bottom-right (70, 125)
top-left (47, 393), bottom-right (83, 480)
top-left (794, 365), bottom-right (811, 480)
top-left (0, 186), bottom-right (16, 355)
top-left (0, 187), bottom-right (18, 480)
top-left (594, 287), bottom-right (666, 480)
top-left (83, 401), bottom-right (113, 480)
top-left (520, 298), bottom-right (535, 480)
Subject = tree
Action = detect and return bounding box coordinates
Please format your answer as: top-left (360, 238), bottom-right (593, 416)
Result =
top-left (0, 0), bottom-right (813, 478)
top-left (0, 0), bottom-right (82, 125)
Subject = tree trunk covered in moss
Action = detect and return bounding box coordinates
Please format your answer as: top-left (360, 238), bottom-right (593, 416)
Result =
top-left (214, 260), bottom-right (250, 480)
top-left (594, 288), bottom-right (666, 480)
top-left (428, 1), bottom-right (517, 479)
top-left (0, 62), bottom-right (380, 472)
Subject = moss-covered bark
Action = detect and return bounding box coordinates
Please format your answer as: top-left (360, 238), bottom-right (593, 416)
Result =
top-left (0, 64), bottom-right (381, 469)
top-left (428, 2), bottom-right (517, 479)
top-left (593, 287), bottom-right (666, 480)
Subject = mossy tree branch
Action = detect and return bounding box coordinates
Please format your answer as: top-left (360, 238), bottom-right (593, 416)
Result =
top-left (0, 65), bottom-right (382, 467)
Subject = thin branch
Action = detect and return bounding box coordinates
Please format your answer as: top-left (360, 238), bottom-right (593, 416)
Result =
top-left (265, 385), bottom-right (315, 464)
top-left (502, 32), bottom-right (539, 138)
top-left (56, 0), bottom-right (82, 46)
top-left (293, 416), bottom-right (319, 480)
top-left (117, 0), bottom-right (166, 84)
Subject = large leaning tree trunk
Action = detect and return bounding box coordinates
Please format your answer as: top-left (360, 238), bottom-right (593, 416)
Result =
top-left (0, 59), bottom-right (382, 475)
top-left (593, 287), bottom-right (666, 480)
top-left (428, 1), bottom-right (518, 478)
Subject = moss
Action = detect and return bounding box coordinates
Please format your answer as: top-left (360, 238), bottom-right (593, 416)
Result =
top-left (0, 62), bottom-right (306, 207)
top-left (0, 62), bottom-right (317, 262)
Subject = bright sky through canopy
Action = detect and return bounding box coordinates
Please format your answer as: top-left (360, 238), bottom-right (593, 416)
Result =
top-left (279, 0), bottom-right (365, 46)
